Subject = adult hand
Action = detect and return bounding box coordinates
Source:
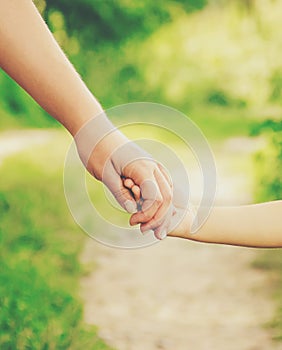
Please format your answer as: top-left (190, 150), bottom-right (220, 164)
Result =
top-left (121, 156), bottom-right (174, 240)
top-left (75, 114), bottom-right (173, 240)
top-left (0, 1), bottom-right (173, 239)
top-left (124, 178), bottom-right (196, 239)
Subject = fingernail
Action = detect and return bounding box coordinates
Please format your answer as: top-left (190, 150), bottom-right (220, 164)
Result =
top-left (124, 200), bottom-right (137, 213)
top-left (158, 230), bottom-right (167, 240)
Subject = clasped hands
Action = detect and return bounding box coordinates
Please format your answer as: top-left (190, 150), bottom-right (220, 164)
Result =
top-left (75, 114), bottom-right (193, 239)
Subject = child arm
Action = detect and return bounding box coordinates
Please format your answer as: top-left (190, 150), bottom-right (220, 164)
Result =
top-left (170, 201), bottom-right (282, 248)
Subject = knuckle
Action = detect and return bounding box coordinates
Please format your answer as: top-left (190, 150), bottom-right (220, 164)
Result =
top-left (112, 187), bottom-right (128, 201)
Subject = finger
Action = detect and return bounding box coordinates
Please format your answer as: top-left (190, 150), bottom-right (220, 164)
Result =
top-left (173, 184), bottom-right (189, 209)
top-left (122, 178), bottom-right (141, 202)
top-left (102, 162), bottom-right (137, 213)
top-left (155, 164), bottom-right (173, 237)
top-left (138, 168), bottom-right (172, 231)
top-left (130, 167), bottom-right (172, 226)
top-left (123, 178), bottom-right (135, 189)
top-left (130, 199), bottom-right (160, 225)
top-left (129, 175), bottom-right (163, 225)
top-left (132, 185), bottom-right (141, 201)
top-left (158, 163), bottom-right (173, 188)
top-left (152, 204), bottom-right (174, 240)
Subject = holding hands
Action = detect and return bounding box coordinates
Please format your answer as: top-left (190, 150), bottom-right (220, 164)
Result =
top-left (0, 0), bottom-right (189, 243)
top-left (74, 114), bottom-right (177, 240)
top-left (122, 173), bottom-right (195, 240)
top-left (2, 0), bottom-right (281, 249)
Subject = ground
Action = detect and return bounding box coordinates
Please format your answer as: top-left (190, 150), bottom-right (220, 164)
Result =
top-left (80, 136), bottom-right (282, 350)
top-left (1, 130), bottom-right (281, 350)
top-left (81, 238), bottom-right (279, 350)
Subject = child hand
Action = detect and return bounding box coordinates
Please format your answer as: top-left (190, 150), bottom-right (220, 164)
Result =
top-left (123, 177), bottom-right (196, 239)
top-left (123, 177), bottom-right (172, 239)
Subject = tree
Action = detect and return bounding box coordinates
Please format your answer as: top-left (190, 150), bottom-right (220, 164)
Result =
top-left (43, 0), bottom-right (207, 47)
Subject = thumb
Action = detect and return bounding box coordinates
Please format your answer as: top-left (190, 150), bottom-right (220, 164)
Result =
top-left (102, 160), bottom-right (137, 213)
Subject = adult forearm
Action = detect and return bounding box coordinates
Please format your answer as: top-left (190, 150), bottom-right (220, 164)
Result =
top-left (0, 0), bottom-right (175, 236)
top-left (0, 0), bottom-right (102, 135)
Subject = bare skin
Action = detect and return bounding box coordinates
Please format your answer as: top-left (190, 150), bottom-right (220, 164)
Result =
top-left (124, 178), bottom-right (282, 248)
top-left (0, 0), bottom-right (173, 236)
top-left (172, 201), bottom-right (282, 248)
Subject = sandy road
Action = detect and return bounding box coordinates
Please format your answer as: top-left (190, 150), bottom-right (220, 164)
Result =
top-left (1, 130), bottom-right (280, 349)
top-left (80, 137), bottom-right (282, 350)
top-left (81, 238), bottom-right (280, 350)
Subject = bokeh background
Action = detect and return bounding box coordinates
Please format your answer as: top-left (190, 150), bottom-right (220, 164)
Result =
top-left (1, 0), bottom-right (282, 349)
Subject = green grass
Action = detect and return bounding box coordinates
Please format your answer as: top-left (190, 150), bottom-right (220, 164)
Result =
top-left (252, 127), bottom-right (282, 343)
top-left (186, 105), bottom-right (253, 141)
top-left (0, 72), bottom-right (58, 131)
top-left (252, 250), bottom-right (282, 342)
top-left (0, 140), bottom-right (114, 350)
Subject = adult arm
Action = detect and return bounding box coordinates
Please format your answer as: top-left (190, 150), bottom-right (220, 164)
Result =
top-left (0, 0), bottom-right (173, 238)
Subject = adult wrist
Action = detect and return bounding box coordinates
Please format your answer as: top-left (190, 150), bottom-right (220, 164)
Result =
top-left (73, 112), bottom-right (128, 179)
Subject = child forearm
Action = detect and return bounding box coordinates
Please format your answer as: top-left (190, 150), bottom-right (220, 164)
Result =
top-left (171, 201), bottom-right (282, 248)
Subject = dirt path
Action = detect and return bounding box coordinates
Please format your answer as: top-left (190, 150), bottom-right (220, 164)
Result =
top-left (80, 136), bottom-right (282, 350)
top-left (1, 130), bottom-right (280, 349)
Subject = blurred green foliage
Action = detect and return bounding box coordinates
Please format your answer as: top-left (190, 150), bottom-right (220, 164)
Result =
top-left (2, 0), bottom-right (282, 136)
top-left (0, 143), bottom-right (114, 350)
top-left (44, 0), bottom-right (207, 46)
top-left (42, 0), bottom-right (256, 46)
top-left (251, 118), bottom-right (282, 342)
top-left (0, 73), bottom-right (57, 129)
top-left (252, 119), bottom-right (282, 202)
top-left (252, 245), bottom-right (282, 342)
top-left (1, 0), bottom-right (282, 346)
